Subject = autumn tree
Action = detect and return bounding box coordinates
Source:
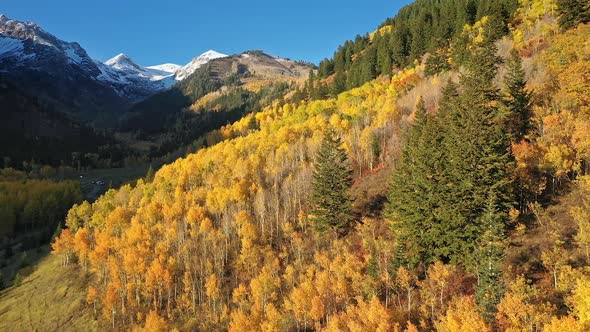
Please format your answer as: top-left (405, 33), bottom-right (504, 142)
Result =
top-left (568, 276), bottom-right (590, 328)
top-left (435, 296), bottom-right (490, 332)
top-left (310, 128), bottom-right (354, 234)
top-left (496, 276), bottom-right (555, 330)
top-left (417, 261), bottom-right (459, 325)
top-left (136, 310), bottom-right (168, 332)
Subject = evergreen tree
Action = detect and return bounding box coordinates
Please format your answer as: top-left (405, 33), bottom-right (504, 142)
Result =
top-left (306, 70), bottom-right (316, 100)
top-left (557, 0), bottom-right (590, 30)
top-left (386, 96), bottom-right (446, 265)
top-left (437, 43), bottom-right (512, 264)
top-left (332, 71), bottom-right (347, 96)
top-left (318, 58), bottom-right (333, 78)
top-left (502, 49), bottom-right (533, 142)
top-left (376, 35), bottom-right (393, 76)
top-left (466, 0), bottom-right (478, 25)
top-left (310, 128), bottom-right (354, 234)
top-left (475, 194), bottom-right (506, 322)
top-left (425, 48), bottom-right (451, 77)
top-left (387, 43), bottom-right (514, 267)
top-left (485, 2), bottom-right (511, 42)
top-left (309, 0), bottom-right (518, 96)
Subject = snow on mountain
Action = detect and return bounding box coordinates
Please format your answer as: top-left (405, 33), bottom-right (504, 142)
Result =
top-left (0, 14), bottom-right (229, 101)
top-left (0, 13), bottom-right (95, 69)
top-left (102, 49), bottom-right (227, 85)
top-left (103, 54), bottom-right (181, 82)
top-left (0, 35), bottom-right (24, 60)
top-left (147, 63), bottom-right (181, 73)
top-left (175, 50), bottom-right (227, 80)
top-left (0, 14), bottom-right (176, 102)
top-left (105, 53), bottom-right (144, 71)
top-left (100, 53), bottom-right (179, 92)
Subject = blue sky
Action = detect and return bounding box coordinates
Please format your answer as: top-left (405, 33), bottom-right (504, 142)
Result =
top-left (2, 0), bottom-right (411, 66)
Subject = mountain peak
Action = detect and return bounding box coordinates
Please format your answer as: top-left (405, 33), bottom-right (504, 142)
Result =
top-left (104, 53), bottom-right (143, 71)
top-left (199, 50), bottom-right (226, 59)
top-left (107, 53), bottom-right (130, 63)
top-left (175, 50), bottom-right (227, 80)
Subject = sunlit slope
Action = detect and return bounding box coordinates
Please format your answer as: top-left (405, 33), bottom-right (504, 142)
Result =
top-left (0, 253), bottom-right (98, 331)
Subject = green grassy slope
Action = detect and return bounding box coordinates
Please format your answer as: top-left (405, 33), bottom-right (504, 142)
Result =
top-left (0, 251), bottom-right (98, 332)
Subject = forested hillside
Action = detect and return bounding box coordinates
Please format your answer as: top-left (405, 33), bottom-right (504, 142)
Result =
top-left (301, 0), bottom-right (519, 100)
top-left (0, 79), bottom-right (129, 169)
top-left (118, 52), bottom-right (313, 158)
top-left (38, 0), bottom-right (590, 330)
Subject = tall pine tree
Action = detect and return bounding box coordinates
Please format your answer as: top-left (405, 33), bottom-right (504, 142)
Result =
top-left (386, 96), bottom-right (447, 265)
top-left (310, 128), bottom-right (354, 234)
top-left (386, 42), bottom-right (514, 267)
top-left (502, 49), bottom-right (533, 142)
top-left (437, 42), bottom-right (513, 265)
top-left (475, 193), bottom-right (506, 322)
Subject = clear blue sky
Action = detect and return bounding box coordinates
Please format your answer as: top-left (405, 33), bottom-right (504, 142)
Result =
top-left (1, 0), bottom-right (412, 66)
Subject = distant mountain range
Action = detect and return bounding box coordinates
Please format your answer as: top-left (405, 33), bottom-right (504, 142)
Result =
top-left (0, 14), bottom-right (230, 117)
top-left (0, 13), bottom-right (314, 165)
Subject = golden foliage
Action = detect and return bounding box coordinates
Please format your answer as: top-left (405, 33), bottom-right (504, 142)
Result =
top-left (435, 296), bottom-right (489, 332)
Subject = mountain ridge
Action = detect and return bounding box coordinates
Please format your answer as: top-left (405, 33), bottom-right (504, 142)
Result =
top-left (0, 14), bottom-right (233, 109)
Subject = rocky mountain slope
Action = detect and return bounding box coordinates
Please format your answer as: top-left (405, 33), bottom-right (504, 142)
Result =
top-left (118, 50), bottom-right (314, 143)
top-left (0, 15), bottom-right (230, 123)
top-left (0, 14), bottom-right (127, 123)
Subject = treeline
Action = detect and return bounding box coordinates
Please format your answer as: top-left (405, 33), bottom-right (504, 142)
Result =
top-left (0, 179), bottom-right (82, 241)
top-left (298, 0), bottom-right (519, 101)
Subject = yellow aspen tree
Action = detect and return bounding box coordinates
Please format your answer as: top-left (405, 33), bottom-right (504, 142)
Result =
top-left (136, 310), bottom-right (168, 332)
top-left (396, 266), bottom-right (417, 319)
top-left (568, 276), bottom-right (590, 328)
top-left (52, 228), bottom-right (74, 265)
top-left (543, 316), bottom-right (583, 332)
top-left (435, 296), bottom-right (489, 332)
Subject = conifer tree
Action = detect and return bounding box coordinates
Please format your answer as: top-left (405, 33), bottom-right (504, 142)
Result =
top-left (437, 43), bottom-right (513, 264)
top-left (503, 49), bottom-right (532, 142)
top-left (557, 0), bottom-right (590, 30)
top-left (387, 43), bottom-right (514, 267)
top-left (310, 128), bottom-right (354, 234)
top-left (475, 194), bottom-right (506, 322)
top-left (386, 96), bottom-right (446, 265)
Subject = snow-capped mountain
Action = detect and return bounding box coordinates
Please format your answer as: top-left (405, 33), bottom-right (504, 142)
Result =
top-left (97, 53), bottom-right (179, 97)
top-left (0, 14), bottom-right (223, 108)
top-left (0, 14), bottom-right (99, 73)
top-left (147, 63), bottom-right (182, 73)
top-left (0, 14), bottom-right (174, 111)
top-left (0, 14), bottom-right (128, 121)
top-left (0, 14), bottom-right (230, 104)
top-left (102, 53), bottom-right (178, 83)
top-left (97, 50), bottom-right (228, 94)
top-left (175, 50), bottom-right (227, 80)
